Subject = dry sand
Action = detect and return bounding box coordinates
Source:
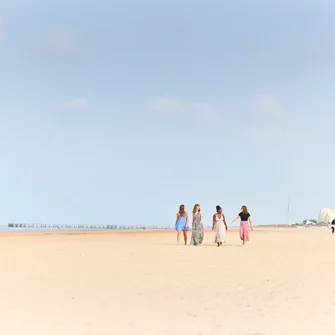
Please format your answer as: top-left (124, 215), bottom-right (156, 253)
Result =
top-left (1, 227), bottom-right (335, 335)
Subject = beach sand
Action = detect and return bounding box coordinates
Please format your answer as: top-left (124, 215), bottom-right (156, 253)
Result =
top-left (1, 227), bottom-right (335, 335)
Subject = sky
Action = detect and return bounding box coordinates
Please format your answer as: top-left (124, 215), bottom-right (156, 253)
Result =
top-left (0, 0), bottom-right (335, 227)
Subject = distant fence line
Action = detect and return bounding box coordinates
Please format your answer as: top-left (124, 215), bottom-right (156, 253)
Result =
top-left (7, 223), bottom-right (170, 230)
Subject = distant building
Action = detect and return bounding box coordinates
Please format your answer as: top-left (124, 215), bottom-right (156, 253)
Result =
top-left (318, 208), bottom-right (335, 224)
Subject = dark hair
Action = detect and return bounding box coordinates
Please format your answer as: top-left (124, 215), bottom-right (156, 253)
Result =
top-left (241, 205), bottom-right (248, 214)
top-left (216, 205), bottom-right (221, 212)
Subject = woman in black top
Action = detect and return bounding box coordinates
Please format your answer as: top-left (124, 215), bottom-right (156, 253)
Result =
top-left (231, 205), bottom-right (253, 245)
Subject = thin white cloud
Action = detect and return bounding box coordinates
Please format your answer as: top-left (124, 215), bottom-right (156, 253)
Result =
top-left (47, 27), bottom-right (77, 53)
top-left (64, 98), bottom-right (89, 110)
top-left (147, 97), bottom-right (215, 119)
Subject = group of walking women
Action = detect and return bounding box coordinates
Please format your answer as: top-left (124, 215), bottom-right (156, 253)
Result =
top-left (175, 204), bottom-right (253, 246)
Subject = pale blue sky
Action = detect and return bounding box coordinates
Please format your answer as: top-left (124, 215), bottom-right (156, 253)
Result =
top-left (0, 0), bottom-right (334, 227)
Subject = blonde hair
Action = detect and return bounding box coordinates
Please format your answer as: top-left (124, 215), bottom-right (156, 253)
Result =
top-left (193, 204), bottom-right (200, 214)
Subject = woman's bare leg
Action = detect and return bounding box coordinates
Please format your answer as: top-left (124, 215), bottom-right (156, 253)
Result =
top-left (183, 231), bottom-right (187, 245)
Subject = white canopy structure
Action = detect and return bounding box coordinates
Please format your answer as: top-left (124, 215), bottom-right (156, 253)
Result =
top-left (318, 208), bottom-right (335, 224)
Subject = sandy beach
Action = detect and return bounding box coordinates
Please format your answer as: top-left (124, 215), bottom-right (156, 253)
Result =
top-left (1, 227), bottom-right (335, 335)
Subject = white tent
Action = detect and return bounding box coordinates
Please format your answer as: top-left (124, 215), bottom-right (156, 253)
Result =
top-left (318, 208), bottom-right (335, 224)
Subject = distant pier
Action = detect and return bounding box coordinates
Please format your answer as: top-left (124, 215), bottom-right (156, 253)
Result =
top-left (7, 223), bottom-right (169, 230)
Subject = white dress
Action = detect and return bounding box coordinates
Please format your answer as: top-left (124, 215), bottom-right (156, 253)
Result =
top-left (214, 214), bottom-right (226, 243)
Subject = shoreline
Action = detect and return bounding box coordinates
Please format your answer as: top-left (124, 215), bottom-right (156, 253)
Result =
top-left (0, 224), bottom-right (319, 238)
top-left (0, 228), bottom-right (236, 237)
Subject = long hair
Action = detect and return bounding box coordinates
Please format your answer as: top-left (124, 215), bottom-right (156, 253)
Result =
top-left (241, 205), bottom-right (248, 214)
top-left (193, 204), bottom-right (200, 214)
top-left (179, 205), bottom-right (185, 216)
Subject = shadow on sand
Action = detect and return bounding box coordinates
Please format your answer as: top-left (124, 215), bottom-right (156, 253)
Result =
top-left (158, 243), bottom-right (243, 248)
top-left (201, 243), bottom-right (243, 248)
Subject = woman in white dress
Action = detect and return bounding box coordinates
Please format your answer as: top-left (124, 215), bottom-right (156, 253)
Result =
top-left (212, 205), bottom-right (228, 246)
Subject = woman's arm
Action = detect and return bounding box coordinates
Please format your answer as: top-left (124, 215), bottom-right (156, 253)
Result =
top-left (185, 212), bottom-right (189, 227)
top-left (231, 216), bottom-right (240, 224)
top-left (223, 214), bottom-right (228, 230)
top-left (175, 214), bottom-right (179, 225)
top-left (212, 214), bottom-right (216, 231)
top-left (249, 216), bottom-right (253, 231)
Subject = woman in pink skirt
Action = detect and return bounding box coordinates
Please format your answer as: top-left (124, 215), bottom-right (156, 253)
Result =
top-left (231, 205), bottom-right (253, 245)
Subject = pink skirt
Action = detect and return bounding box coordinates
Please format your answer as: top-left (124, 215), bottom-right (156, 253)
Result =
top-left (239, 221), bottom-right (249, 241)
